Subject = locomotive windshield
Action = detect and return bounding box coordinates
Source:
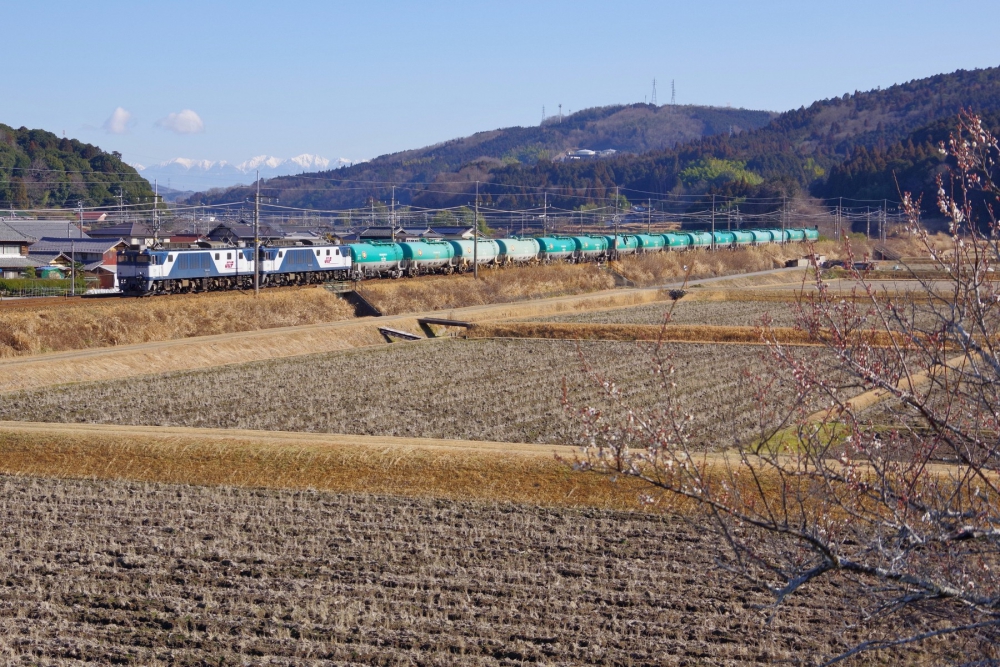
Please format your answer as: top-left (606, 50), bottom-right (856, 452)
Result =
top-left (119, 252), bottom-right (151, 264)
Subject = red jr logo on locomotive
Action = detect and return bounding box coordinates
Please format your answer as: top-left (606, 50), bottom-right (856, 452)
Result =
top-left (225, 261), bottom-right (234, 269)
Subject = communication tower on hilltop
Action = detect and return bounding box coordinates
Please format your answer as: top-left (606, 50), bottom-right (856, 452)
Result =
top-left (542, 105), bottom-right (545, 123)
top-left (558, 104), bottom-right (562, 122)
top-left (671, 80), bottom-right (676, 105)
top-left (651, 79), bottom-right (657, 106)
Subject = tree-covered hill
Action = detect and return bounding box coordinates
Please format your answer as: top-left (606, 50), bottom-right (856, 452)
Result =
top-left (184, 104), bottom-right (776, 209)
top-left (433, 66), bottom-right (1000, 212)
top-left (0, 125), bottom-right (153, 210)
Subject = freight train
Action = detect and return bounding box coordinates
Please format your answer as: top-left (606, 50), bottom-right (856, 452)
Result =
top-left (117, 228), bottom-right (819, 296)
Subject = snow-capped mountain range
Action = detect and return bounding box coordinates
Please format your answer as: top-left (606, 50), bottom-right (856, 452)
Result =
top-left (133, 154), bottom-right (363, 192)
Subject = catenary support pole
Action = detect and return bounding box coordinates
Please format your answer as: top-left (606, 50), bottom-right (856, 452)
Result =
top-left (543, 191), bottom-right (547, 235)
top-left (474, 181), bottom-right (479, 280)
top-left (614, 186), bottom-right (620, 259)
top-left (254, 170), bottom-right (260, 296)
top-left (711, 194), bottom-right (715, 250)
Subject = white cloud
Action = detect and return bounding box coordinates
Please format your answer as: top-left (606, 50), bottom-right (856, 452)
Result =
top-left (103, 107), bottom-right (133, 134)
top-left (156, 109), bottom-right (205, 134)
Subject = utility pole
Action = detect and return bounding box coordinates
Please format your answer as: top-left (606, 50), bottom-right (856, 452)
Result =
top-left (543, 191), bottom-right (548, 235)
top-left (473, 181), bottom-right (479, 280)
top-left (391, 185), bottom-right (396, 230)
top-left (613, 186), bottom-right (620, 259)
top-left (254, 170), bottom-right (260, 296)
top-left (72, 201), bottom-right (82, 297)
top-left (711, 194), bottom-right (716, 250)
top-left (838, 196), bottom-right (843, 241)
top-left (153, 179), bottom-right (160, 246)
top-left (883, 199), bottom-right (887, 243)
top-left (866, 205), bottom-right (871, 240)
top-left (781, 195), bottom-right (786, 243)
top-left (647, 198), bottom-right (651, 234)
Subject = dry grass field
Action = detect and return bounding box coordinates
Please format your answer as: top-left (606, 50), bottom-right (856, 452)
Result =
top-left (0, 287), bottom-right (356, 358)
top-left (355, 262), bottom-right (616, 315)
top-left (0, 289), bottom-right (676, 395)
top-left (530, 299), bottom-right (804, 327)
top-left (0, 422), bottom-right (646, 509)
top-left (615, 241), bottom-right (833, 287)
top-left (0, 474), bottom-right (955, 665)
top-left (614, 235), bottom-right (958, 288)
top-left (0, 339), bottom-right (785, 449)
top-left (468, 322), bottom-right (818, 345)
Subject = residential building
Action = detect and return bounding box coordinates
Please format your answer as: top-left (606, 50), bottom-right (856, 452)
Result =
top-left (4, 219), bottom-right (89, 241)
top-left (29, 237), bottom-right (128, 288)
top-left (205, 222), bottom-right (283, 246)
top-left (88, 221), bottom-right (158, 247)
top-left (429, 226), bottom-right (476, 240)
top-left (359, 227), bottom-right (443, 242)
top-left (0, 220), bottom-right (43, 278)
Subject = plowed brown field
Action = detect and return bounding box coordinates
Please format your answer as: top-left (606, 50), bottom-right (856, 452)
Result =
top-left (0, 474), bottom-right (953, 665)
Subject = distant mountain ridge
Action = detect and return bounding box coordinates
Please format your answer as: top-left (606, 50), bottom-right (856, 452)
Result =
top-left (135, 154), bottom-right (357, 191)
top-left (184, 104), bottom-right (777, 208)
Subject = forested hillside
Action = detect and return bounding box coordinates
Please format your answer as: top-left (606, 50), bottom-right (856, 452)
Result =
top-left (184, 104), bottom-right (775, 209)
top-left (811, 110), bottom-right (1000, 207)
top-left (426, 67), bottom-right (1000, 212)
top-left (0, 125), bottom-right (153, 209)
top-left (187, 66), bottom-right (1000, 214)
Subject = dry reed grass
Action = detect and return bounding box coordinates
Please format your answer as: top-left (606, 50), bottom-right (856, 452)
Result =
top-left (0, 287), bottom-right (356, 358)
top-left (616, 242), bottom-right (827, 287)
top-left (356, 262), bottom-right (616, 315)
top-left (613, 236), bottom-right (959, 288)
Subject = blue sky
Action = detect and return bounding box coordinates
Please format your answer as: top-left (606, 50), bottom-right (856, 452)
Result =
top-left (5, 0), bottom-right (1000, 173)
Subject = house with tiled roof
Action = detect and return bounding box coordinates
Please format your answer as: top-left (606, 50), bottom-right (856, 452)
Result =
top-left (0, 220), bottom-right (45, 278)
top-left (205, 221), bottom-right (283, 246)
top-left (4, 219), bottom-right (88, 242)
top-left (28, 237), bottom-right (128, 289)
top-left (88, 221), bottom-right (157, 247)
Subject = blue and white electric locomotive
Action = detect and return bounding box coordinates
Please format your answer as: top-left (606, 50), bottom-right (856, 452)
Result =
top-left (118, 243), bottom-right (351, 295)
